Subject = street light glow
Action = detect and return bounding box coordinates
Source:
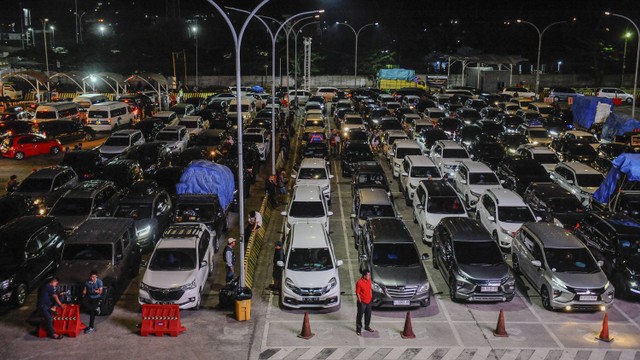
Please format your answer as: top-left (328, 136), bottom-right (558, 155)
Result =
top-left (191, 26), bottom-right (198, 33)
top-left (605, 11), bottom-right (611, 16)
top-left (625, 31), bottom-right (633, 38)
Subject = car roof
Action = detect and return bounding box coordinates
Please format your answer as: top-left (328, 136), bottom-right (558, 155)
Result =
top-left (359, 187), bottom-right (393, 205)
top-left (524, 222), bottom-right (584, 248)
top-left (160, 125), bottom-right (186, 131)
top-left (0, 216), bottom-right (58, 241)
top-left (591, 212), bottom-right (640, 234)
top-left (394, 139), bottom-right (421, 148)
top-left (158, 223), bottom-right (208, 248)
top-left (440, 217), bottom-right (492, 241)
top-left (459, 160), bottom-right (492, 172)
top-left (367, 218), bottom-right (413, 243)
top-left (421, 180), bottom-right (458, 196)
top-left (291, 222), bottom-right (329, 248)
top-left (528, 183), bottom-right (573, 198)
top-left (292, 185), bottom-right (323, 201)
top-left (155, 111), bottom-right (176, 117)
top-left (385, 129), bottom-right (408, 136)
top-left (27, 166), bottom-right (72, 179)
top-left (65, 180), bottom-right (113, 198)
top-left (112, 129), bottom-right (139, 136)
top-left (67, 217), bottom-right (134, 244)
top-left (487, 188), bottom-right (526, 206)
top-left (406, 155), bottom-right (435, 166)
top-left (557, 161), bottom-right (600, 174)
top-left (437, 140), bottom-right (464, 149)
top-left (299, 157), bottom-right (327, 168)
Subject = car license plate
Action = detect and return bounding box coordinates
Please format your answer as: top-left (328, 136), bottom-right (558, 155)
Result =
top-left (580, 295), bottom-right (597, 301)
top-left (304, 297), bottom-right (319, 303)
top-left (393, 300), bottom-right (411, 306)
top-left (481, 286), bottom-right (498, 292)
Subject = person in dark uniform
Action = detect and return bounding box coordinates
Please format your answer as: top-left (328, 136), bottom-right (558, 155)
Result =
top-left (82, 270), bottom-right (103, 334)
top-left (224, 238), bottom-right (237, 283)
top-left (6, 175), bottom-right (19, 193)
top-left (37, 277), bottom-right (65, 339)
top-left (272, 241), bottom-right (284, 292)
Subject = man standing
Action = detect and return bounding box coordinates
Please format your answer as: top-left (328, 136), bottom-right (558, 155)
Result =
top-left (5, 175), bottom-right (19, 193)
top-left (246, 210), bottom-right (262, 237)
top-left (355, 269), bottom-right (375, 336)
top-left (37, 277), bottom-right (65, 340)
top-left (224, 238), bottom-right (237, 283)
top-left (82, 270), bottom-right (103, 334)
top-left (272, 241), bottom-right (284, 292)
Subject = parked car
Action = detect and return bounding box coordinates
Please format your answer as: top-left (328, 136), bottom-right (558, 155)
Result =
top-left (280, 185), bottom-right (333, 235)
top-left (596, 88), bottom-right (634, 103)
top-left (174, 194), bottom-right (228, 252)
top-left (453, 160), bottom-right (503, 210)
top-left (340, 141), bottom-right (374, 177)
top-left (96, 159), bottom-right (144, 190)
top-left (12, 166), bottom-right (79, 214)
top-left (292, 158), bottom-right (333, 204)
top-left (134, 118), bottom-right (166, 142)
top-left (1, 134), bottom-right (62, 160)
top-left (178, 115), bottom-right (208, 137)
top-left (60, 150), bottom-right (104, 181)
top-left (351, 188), bottom-right (400, 249)
top-left (523, 182), bottom-right (586, 230)
top-left (170, 103), bottom-right (196, 119)
top-left (496, 157), bottom-right (551, 195)
top-left (154, 125), bottom-right (189, 154)
top-left (242, 127), bottom-right (270, 161)
top-left (99, 129), bottom-right (145, 161)
top-left (351, 162), bottom-right (391, 198)
top-left (399, 155), bottom-right (441, 206)
top-left (517, 145), bottom-right (560, 173)
top-left (123, 142), bottom-right (172, 176)
top-left (412, 180), bottom-right (467, 244)
top-left (549, 87), bottom-right (581, 102)
top-left (551, 139), bottom-right (598, 164)
top-left (34, 119), bottom-right (95, 143)
top-left (0, 194), bottom-right (35, 226)
top-left (429, 140), bottom-right (471, 177)
top-left (550, 162), bottom-right (604, 206)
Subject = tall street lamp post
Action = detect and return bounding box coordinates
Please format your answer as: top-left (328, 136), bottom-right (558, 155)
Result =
top-left (517, 19), bottom-right (566, 97)
top-left (334, 22), bottom-right (379, 88)
top-left (42, 18), bottom-right (50, 76)
top-left (50, 25), bottom-right (55, 48)
top-left (622, 31), bottom-right (632, 87)
top-left (190, 26), bottom-right (199, 89)
top-left (606, 12), bottom-right (640, 118)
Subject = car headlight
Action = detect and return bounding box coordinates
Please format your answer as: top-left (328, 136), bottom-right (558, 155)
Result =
top-left (0, 277), bottom-right (13, 290)
top-left (532, 141), bottom-right (539, 145)
top-left (33, 198), bottom-right (43, 206)
top-left (285, 277), bottom-right (301, 295)
top-left (603, 281), bottom-right (611, 291)
top-left (469, 190), bottom-right (481, 197)
top-left (137, 225), bottom-right (151, 238)
top-left (416, 282), bottom-right (430, 294)
top-left (140, 282), bottom-right (151, 291)
top-left (371, 281), bottom-right (384, 293)
top-left (508, 148), bottom-right (517, 154)
top-left (500, 228), bottom-right (515, 237)
top-left (553, 218), bottom-right (564, 227)
top-left (324, 277), bottom-right (337, 294)
top-left (181, 280), bottom-right (197, 290)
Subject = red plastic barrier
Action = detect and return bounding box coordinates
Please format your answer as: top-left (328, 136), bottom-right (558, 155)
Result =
top-left (140, 304), bottom-right (186, 337)
top-left (612, 98), bottom-right (622, 106)
top-left (38, 304), bottom-right (86, 338)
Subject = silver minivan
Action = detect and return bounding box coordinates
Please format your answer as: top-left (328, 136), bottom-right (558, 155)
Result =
top-left (512, 222), bottom-right (614, 311)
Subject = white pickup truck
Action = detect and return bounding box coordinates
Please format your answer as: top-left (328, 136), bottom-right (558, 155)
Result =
top-left (1, 83), bottom-right (23, 101)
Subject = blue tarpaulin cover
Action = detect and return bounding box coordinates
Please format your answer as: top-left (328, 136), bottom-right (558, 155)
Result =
top-left (250, 85), bottom-right (264, 93)
top-left (572, 96), bottom-right (613, 130)
top-left (377, 68), bottom-right (416, 81)
top-left (176, 160), bottom-right (235, 209)
top-left (592, 153), bottom-right (640, 204)
top-left (601, 112), bottom-right (640, 142)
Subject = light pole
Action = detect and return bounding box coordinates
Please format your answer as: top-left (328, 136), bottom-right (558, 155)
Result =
top-left (292, 18), bottom-right (320, 94)
top-left (190, 25), bottom-right (199, 89)
top-left (622, 31), bottom-right (632, 87)
top-left (42, 18), bottom-right (50, 76)
top-left (517, 19), bottom-right (567, 97)
top-left (28, 27), bottom-right (35, 47)
top-left (606, 12), bottom-right (640, 118)
top-left (335, 21), bottom-right (379, 88)
top-left (50, 25), bottom-right (55, 48)
top-left (75, 11), bottom-right (86, 44)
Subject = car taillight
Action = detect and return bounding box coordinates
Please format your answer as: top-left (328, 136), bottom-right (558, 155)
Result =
top-left (83, 173), bottom-right (93, 179)
top-left (107, 119), bottom-right (111, 124)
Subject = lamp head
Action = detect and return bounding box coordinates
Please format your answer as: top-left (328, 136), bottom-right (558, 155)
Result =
top-left (516, 19), bottom-right (522, 23)
top-left (317, 10), bottom-right (325, 14)
top-left (375, 22), bottom-right (379, 26)
top-left (604, 11), bottom-right (611, 16)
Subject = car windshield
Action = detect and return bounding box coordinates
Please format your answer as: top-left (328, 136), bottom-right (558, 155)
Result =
top-left (287, 247), bottom-right (333, 271)
top-left (443, 149), bottom-right (468, 158)
top-left (243, 134), bottom-right (264, 143)
top-left (529, 130), bottom-right (549, 138)
top-left (454, 241), bottom-right (504, 266)
top-left (62, 244), bottom-right (112, 261)
top-left (411, 166), bottom-right (440, 178)
top-left (210, 120), bottom-right (228, 129)
top-left (569, 144), bottom-right (596, 156)
top-left (503, 117), bottom-right (523, 126)
top-left (548, 198), bottom-right (585, 213)
top-left (479, 144), bottom-right (504, 157)
top-left (114, 203), bottom-right (153, 219)
top-left (575, 173), bottom-right (604, 188)
top-left (344, 118), bottom-right (364, 125)
top-left (469, 172), bottom-right (500, 185)
top-left (103, 137), bottom-right (130, 146)
top-left (149, 248), bottom-right (196, 271)
top-left (17, 178), bottom-right (52, 193)
top-left (359, 204), bottom-right (395, 219)
top-left (372, 243), bottom-right (420, 267)
top-left (396, 148), bottom-right (422, 158)
top-left (36, 111), bottom-right (57, 119)
top-left (289, 201), bottom-right (325, 218)
top-left (197, 135), bottom-right (222, 146)
top-left (175, 204), bottom-right (217, 222)
top-left (172, 107), bottom-right (187, 115)
top-left (532, 153), bottom-right (559, 163)
top-left (297, 168), bottom-right (327, 180)
top-left (498, 206), bottom-right (534, 223)
top-left (156, 132), bottom-right (178, 141)
top-left (50, 198), bottom-right (92, 216)
top-left (427, 196), bottom-right (465, 214)
top-left (346, 131), bottom-right (368, 141)
top-left (544, 247), bottom-right (600, 273)
top-left (537, 107), bottom-right (553, 115)
top-left (178, 121), bottom-right (198, 128)
top-left (381, 121), bottom-right (402, 130)
top-left (618, 237), bottom-right (640, 259)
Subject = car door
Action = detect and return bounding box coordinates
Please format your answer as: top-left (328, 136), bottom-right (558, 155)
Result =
top-left (414, 185), bottom-right (427, 226)
top-left (400, 159), bottom-right (410, 191)
top-left (351, 196), bottom-right (360, 238)
top-left (24, 232), bottom-right (47, 287)
top-left (18, 135), bottom-right (37, 157)
top-left (198, 231), bottom-right (210, 286)
top-left (153, 192), bottom-right (172, 231)
top-left (517, 230), bottom-right (536, 283)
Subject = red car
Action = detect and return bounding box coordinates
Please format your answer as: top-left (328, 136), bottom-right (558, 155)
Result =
top-left (1, 134), bottom-right (62, 160)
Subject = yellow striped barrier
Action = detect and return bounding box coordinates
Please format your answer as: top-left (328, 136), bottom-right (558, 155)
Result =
top-left (243, 196), bottom-right (273, 289)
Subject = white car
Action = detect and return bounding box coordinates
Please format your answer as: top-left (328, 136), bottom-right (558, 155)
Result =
top-left (342, 114), bottom-right (366, 134)
top-left (154, 125), bottom-right (189, 154)
top-left (501, 86), bottom-right (535, 99)
top-left (99, 129), bottom-right (145, 161)
top-left (407, 117), bottom-right (432, 141)
top-left (280, 185), bottom-right (333, 235)
top-left (517, 145), bottom-right (560, 173)
top-left (292, 157), bottom-right (334, 204)
top-left (453, 160), bottom-right (503, 210)
top-left (315, 87), bottom-right (338, 101)
top-left (170, 103), bottom-right (196, 119)
top-left (412, 180), bottom-right (467, 244)
top-left (399, 155), bottom-right (441, 206)
top-left (389, 139), bottom-right (423, 178)
top-left (139, 223), bottom-right (215, 310)
top-left (563, 130), bottom-right (600, 149)
top-left (243, 127), bottom-right (270, 161)
top-left (288, 90), bottom-right (312, 106)
top-left (278, 222), bottom-right (342, 309)
top-left (178, 115), bottom-right (208, 137)
top-left (475, 188), bottom-right (538, 249)
top-left (550, 162), bottom-right (604, 206)
top-left (596, 88), bottom-right (634, 103)
top-left (429, 140), bottom-right (471, 177)
top-left (383, 129), bottom-right (410, 160)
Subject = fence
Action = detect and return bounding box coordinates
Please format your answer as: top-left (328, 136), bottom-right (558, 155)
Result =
top-left (243, 196), bottom-right (273, 289)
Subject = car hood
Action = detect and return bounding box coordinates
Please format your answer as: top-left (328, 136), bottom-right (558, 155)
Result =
top-left (498, 221), bottom-right (524, 233)
top-left (458, 263), bottom-right (509, 281)
top-left (100, 145), bottom-right (129, 155)
top-left (552, 270), bottom-right (608, 289)
top-left (142, 269), bottom-right (195, 288)
top-left (56, 215), bottom-right (90, 231)
top-left (56, 260), bottom-right (112, 284)
top-left (285, 268), bottom-right (336, 288)
top-left (552, 212), bottom-right (586, 228)
top-left (542, 163), bottom-right (555, 173)
top-left (296, 179), bottom-right (329, 188)
top-left (469, 184), bottom-right (503, 194)
top-left (372, 264), bottom-right (427, 287)
top-left (426, 212), bottom-right (466, 225)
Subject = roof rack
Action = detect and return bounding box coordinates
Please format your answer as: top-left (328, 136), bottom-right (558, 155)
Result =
top-left (163, 224), bottom-right (206, 239)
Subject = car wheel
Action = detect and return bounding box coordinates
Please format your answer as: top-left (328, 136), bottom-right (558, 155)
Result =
top-left (100, 286), bottom-right (116, 315)
top-left (553, 96), bottom-right (559, 102)
top-left (512, 254), bottom-right (520, 275)
top-left (14, 152), bottom-right (25, 160)
top-left (541, 286), bottom-right (553, 311)
top-left (83, 132), bottom-right (94, 141)
top-left (449, 275), bottom-right (458, 302)
top-left (432, 246), bottom-right (439, 270)
top-left (12, 283), bottom-right (28, 308)
top-left (626, 97), bottom-right (633, 104)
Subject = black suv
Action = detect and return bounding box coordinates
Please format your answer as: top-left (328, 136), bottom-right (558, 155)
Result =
top-left (35, 120), bottom-right (96, 144)
top-left (96, 159), bottom-right (145, 190)
top-left (134, 118), bottom-right (166, 141)
top-left (551, 139), bottom-right (598, 163)
top-left (0, 194), bottom-right (35, 226)
top-left (350, 162), bottom-right (390, 198)
top-left (174, 194), bottom-right (227, 252)
top-left (55, 218), bottom-right (141, 315)
top-left (341, 141), bottom-right (374, 176)
top-left (523, 183), bottom-right (586, 230)
top-left (0, 216), bottom-right (65, 307)
top-left (12, 166), bottom-right (79, 214)
top-left (123, 143), bottom-right (172, 176)
top-left (60, 150), bottom-right (104, 181)
top-left (573, 212), bottom-right (640, 299)
top-left (496, 157), bottom-right (551, 195)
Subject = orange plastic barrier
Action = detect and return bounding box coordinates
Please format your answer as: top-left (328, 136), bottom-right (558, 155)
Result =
top-left (140, 304), bottom-right (186, 337)
top-left (38, 304), bottom-right (86, 338)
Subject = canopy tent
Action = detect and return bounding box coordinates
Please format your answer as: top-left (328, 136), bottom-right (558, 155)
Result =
top-left (436, 53), bottom-right (528, 87)
top-left (125, 73), bottom-right (170, 110)
top-left (593, 153), bottom-right (640, 206)
top-left (1, 70), bottom-right (50, 99)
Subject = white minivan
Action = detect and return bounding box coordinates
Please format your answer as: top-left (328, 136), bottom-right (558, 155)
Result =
top-left (87, 101), bottom-right (135, 132)
top-left (34, 102), bottom-right (80, 122)
top-left (73, 93), bottom-right (108, 121)
top-left (292, 157), bottom-right (334, 204)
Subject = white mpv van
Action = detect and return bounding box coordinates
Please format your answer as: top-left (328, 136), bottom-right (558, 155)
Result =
top-left (87, 101), bottom-right (135, 132)
top-left (34, 102), bottom-right (80, 122)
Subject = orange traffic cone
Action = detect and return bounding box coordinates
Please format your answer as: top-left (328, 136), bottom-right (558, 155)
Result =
top-left (401, 311), bottom-right (416, 339)
top-left (596, 312), bottom-right (614, 343)
top-left (298, 311), bottom-right (315, 339)
top-left (493, 309), bottom-right (508, 337)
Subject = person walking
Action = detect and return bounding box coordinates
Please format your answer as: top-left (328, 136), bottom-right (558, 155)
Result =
top-left (224, 238), bottom-right (237, 283)
top-left (277, 170), bottom-right (288, 204)
top-left (82, 270), bottom-right (103, 334)
top-left (333, 130), bottom-right (341, 157)
top-left (355, 269), bottom-right (375, 336)
top-left (272, 241), bottom-right (284, 292)
top-left (6, 175), bottom-right (19, 194)
top-left (37, 277), bottom-right (65, 340)
top-left (266, 175), bottom-right (278, 208)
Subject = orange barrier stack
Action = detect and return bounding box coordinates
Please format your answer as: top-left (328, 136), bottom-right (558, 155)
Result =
top-left (140, 304), bottom-right (186, 337)
top-left (38, 304), bottom-right (86, 338)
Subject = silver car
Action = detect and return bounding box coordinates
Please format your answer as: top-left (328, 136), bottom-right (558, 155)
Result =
top-left (512, 222), bottom-right (614, 311)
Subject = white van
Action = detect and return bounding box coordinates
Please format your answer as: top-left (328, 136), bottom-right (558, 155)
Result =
top-left (228, 98), bottom-right (256, 125)
top-left (73, 93), bottom-right (108, 122)
top-left (34, 102), bottom-right (80, 122)
top-left (87, 101), bottom-right (135, 132)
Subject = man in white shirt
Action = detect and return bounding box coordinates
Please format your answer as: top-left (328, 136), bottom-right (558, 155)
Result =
top-left (245, 210), bottom-right (262, 245)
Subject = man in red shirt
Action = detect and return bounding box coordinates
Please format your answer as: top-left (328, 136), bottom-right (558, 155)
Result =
top-left (355, 269), bottom-right (375, 335)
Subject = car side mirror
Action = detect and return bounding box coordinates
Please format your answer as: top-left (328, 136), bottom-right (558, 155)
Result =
top-left (500, 179), bottom-right (506, 184)
top-left (597, 260), bottom-right (604, 267)
top-left (421, 253), bottom-right (430, 260)
top-left (327, 211), bottom-right (334, 216)
top-left (567, 179), bottom-right (574, 184)
top-left (336, 260), bottom-right (343, 267)
top-left (280, 211), bottom-right (287, 216)
top-left (350, 213), bottom-right (356, 219)
top-left (531, 260), bottom-right (542, 268)
top-left (401, 172), bottom-right (409, 177)
top-left (487, 215), bottom-right (495, 222)
top-left (276, 260), bottom-right (284, 267)
top-left (329, 174), bottom-right (335, 179)
top-left (359, 254), bottom-right (368, 261)
top-left (290, 174), bottom-right (297, 179)
top-left (200, 260), bottom-right (208, 268)
top-left (460, 179), bottom-right (467, 185)
top-left (535, 216), bottom-right (542, 222)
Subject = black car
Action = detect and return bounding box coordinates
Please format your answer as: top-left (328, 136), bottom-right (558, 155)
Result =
top-left (468, 142), bottom-right (505, 170)
top-left (35, 120), bottom-right (95, 144)
top-left (13, 166), bottom-right (79, 214)
top-left (551, 139), bottom-right (598, 163)
top-left (195, 129), bottom-right (227, 150)
top-left (498, 133), bottom-right (528, 155)
top-left (299, 142), bottom-right (329, 161)
top-left (185, 97), bottom-right (205, 111)
top-left (476, 120), bottom-right (505, 137)
top-left (0, 194), bottom-right (35, 227)
top-left (123, 142), bottom-right (173, 176)
top-left (437, 117), bottom-right (462, 138)
top-left (134, 118), bottom-right (166, 141)
top-left (176, 146), bottom-right (223, 167)
top-left (174, 194), bottom-right (228, 252)
top-left (351, 162), bottom-right (390, 197)
top-left (573, 212), bottom-right (640, 299)
top-left (541, 116), bottom-right (572, 135)
top-left (454, 124), bottom-right (482, 147)
top-left (455, 107), bottom-right (482, 125)
top-left (377, 116), bottom-right (403, 131)
top-left (60, 149), bottom-right (104, 181)
top-left (222, 143), bottom-right (261, 182)
top-left (523, 182), bottom-right (586, 230)
top-left (496, 114), bottom-right (524, 133)
top-left (152, 166), bottom-right (184, 198)
top-left (496, 157), bottom-right (551, 195)
top-left (343, 129), bottom-right (369, 143)
top-left (0, 216), bottom-right (65, 307)
top-left (0, 120), bottom-right (34, 136)
top-left (340, 141), bottom-right (375, 176)
top-left (464, 99), bottom-right (488, 112)
top-left (592, 143), bottom-right (637, 173)
top-left (420, 128), bottom-right (449, 149)
top-left (479, 107), bottom-right (503, 120)
top-left (96, 159), bottom-right (144, 190)
top-left (216, 156), bottom-right (251, 195)
top-left (118, 94), bottom-right (155, 118)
